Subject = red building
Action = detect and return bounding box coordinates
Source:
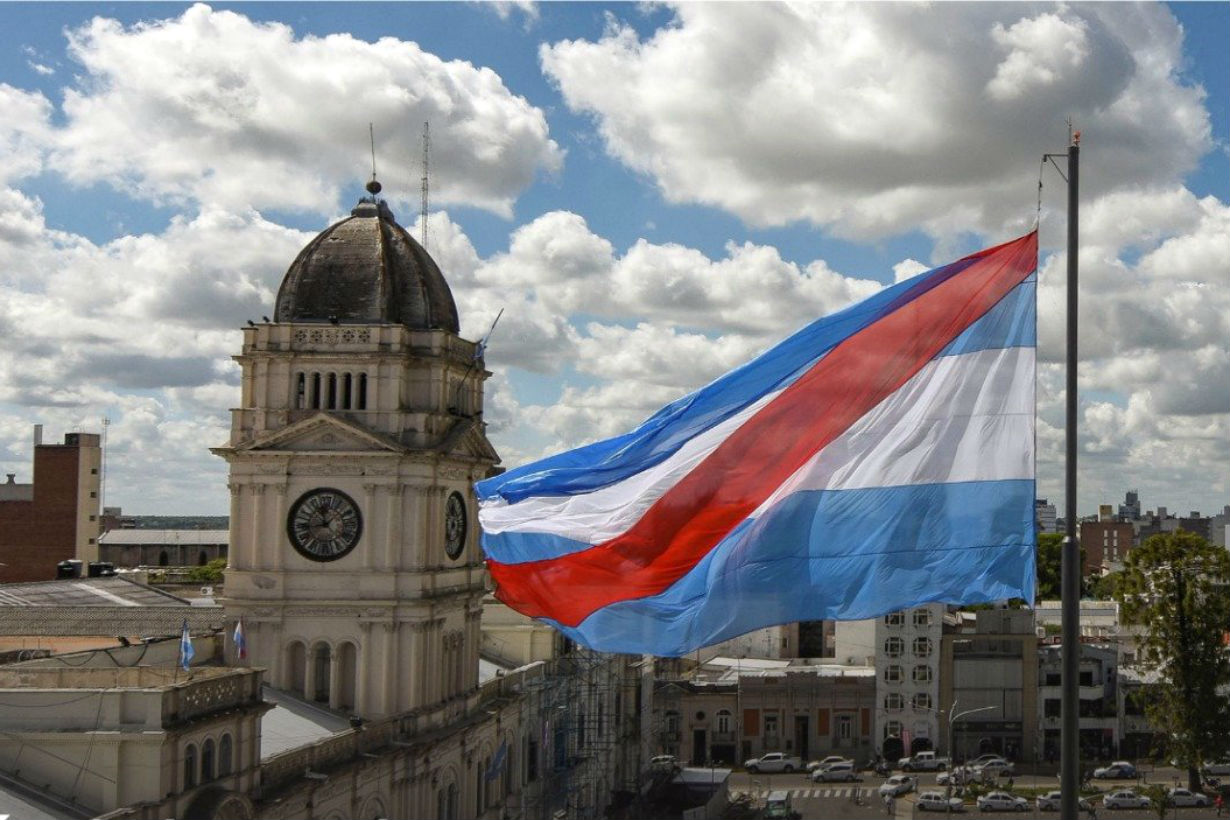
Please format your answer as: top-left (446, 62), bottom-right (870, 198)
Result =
top-left (1080, 520), bottom-right (1135, 575)
top-left (0, 426), bottom-right (102, 582)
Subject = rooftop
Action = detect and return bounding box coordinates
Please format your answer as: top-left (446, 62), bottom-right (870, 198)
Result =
top-left (99, 528), bottom-right (229, 545)
top-left (0, 575), bottom-right (193, 608)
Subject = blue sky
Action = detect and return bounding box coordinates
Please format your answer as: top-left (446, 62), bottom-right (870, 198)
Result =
top-left (0, 1), bottom-right (1226, 519)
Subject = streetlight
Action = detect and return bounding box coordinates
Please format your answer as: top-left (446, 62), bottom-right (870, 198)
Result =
top-left (945, 700), bottom-right (997, 813)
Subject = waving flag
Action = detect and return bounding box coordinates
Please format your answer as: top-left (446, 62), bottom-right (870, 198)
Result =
top-left (233, 618), bottom-right (247, 661)
top-left (180, 619), bottom-right (195, 672)
top-left (478, 232), bottom-right (1037, 656)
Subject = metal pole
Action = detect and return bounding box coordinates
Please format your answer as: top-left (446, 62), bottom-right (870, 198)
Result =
top-left (1060, 136), bottom-right (1081, 820)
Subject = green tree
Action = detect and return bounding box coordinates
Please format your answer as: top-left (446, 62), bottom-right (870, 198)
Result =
top-left (1035, 533), bottom-right (1088, 600)
top-left (1116, 530), bottom-right (1230, 790)
top-left (1139, 783), bottom-right (1170, 820)
top-left (186, 558), bottom-right (227, 584)
top-left (1089, 569), bottom-right (1123, 600)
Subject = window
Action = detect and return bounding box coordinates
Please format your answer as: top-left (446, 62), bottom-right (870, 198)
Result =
top-left (764, 713), bottom-right (779, 736)
top-left (913, 608), bottom-right (931, 627)
top-left (327, 373), bottom-right (337, 409)
top-left (884, 665), bottom-right (903, 683)
top-left (884, 693), bottom-right (904, 711)
top-left (1079, 670), bottom-right (1094, 686)
top-left (202, 738), bottom-right (216, 781)
top-left (90, 491), bottom-right (97, 498)
top-left (885, 612), bottom-right (904, 627)
top-left (218, 734), bottom-right (233, 776)
top-left (1045, 672), bottom-right (1061, 686)
top-left (1044, 699), bottom-right (1061, 717)
top-left (296, 373), bottom-right (306, 408)
top-left (913, 637), bottom-right (933, 657)
top-left (184, 743), bottom-right (198, 788)
top-left (358, 373), bottom-right (368, 410)
top-left (884, 720), bottom-right (903, 739)
top-left (884, 637), bottom-right (904, 657)
top-left (717, 710), bottom-right (732, 733)
top-left (343, 373), bottom-right (353, 409)
top-left (91, 468), bottom-right (98, 475)
top-left (665, 711), bottom-right (679, 733)
top-left (912, 693), bottom-right (932, 711)
top-left (837, 714), bottom-right (853, 740)
top-left (312, 373), bottom-right (322, 408)
top-left (912, 665), bottom-right (932, 683)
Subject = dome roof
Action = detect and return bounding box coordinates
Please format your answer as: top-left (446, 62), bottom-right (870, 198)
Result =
top-left (274, 197), bottom-right (459, 332)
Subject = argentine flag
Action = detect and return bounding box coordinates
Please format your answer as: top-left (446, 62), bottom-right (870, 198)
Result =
top-left (180, 619), bottom-right (195, 672)
top-left (478, 232), bottom-right (1037, 656)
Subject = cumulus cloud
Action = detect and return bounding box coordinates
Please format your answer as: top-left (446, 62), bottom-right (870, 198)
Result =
top-left (541, 3), bottom-right (1208, 242)
top-left (50, 3), bottom-right (562, 216)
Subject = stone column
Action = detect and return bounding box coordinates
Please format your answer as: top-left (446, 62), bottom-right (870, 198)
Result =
top-left (270, 483), bottom-right (288, 572)
top-left (249, 484), bottom-right (266, 570)
top-left (383, 622), bottom-right (400, 715)
top-left (227, 482), bottom-right (244, 569)
top-left (384, 484), bottom-right (403, 570)
top-left (362, 483), bottom-right (379, 571)
top-left (357, 621), bottom-right (372, 716)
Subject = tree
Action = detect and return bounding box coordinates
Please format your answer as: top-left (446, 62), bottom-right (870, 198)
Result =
top-left (1035, 533), bottom-right (1088, 600)
top-left (1115, 530), bottom-right (1230, 790)
top-left (1139, 783), bottom-right (1171, 820)
top-left (1089, 569), bottom-right (1124, 600)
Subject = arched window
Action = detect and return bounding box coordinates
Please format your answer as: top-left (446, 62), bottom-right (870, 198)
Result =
top-left (288, 641), bottom-right (307, 695)
top-left (312, 643), bottom-right (332, 703)
top-left (312, 373), bottom-right (322, 409)
top-left (912, 665), bottom-right (933, 684)
top-left (358, 373), bottom-right (368, 410)
top-left (326, 373), bottom-right (337, 410)
top-left (913, 693), bottom-right (932, 712)
top-left (201, 738), bottom-right (216, 781)
top-left (716, 709), bottom-right (732, 733)
top-left (447, 783), bottom-right (458, 820)
top-left (883, 720), bottom-right (903, 740)
top-left (218, 733), bottom-right (233, 776)
top-left (342, 373), bottom-right (353, 409)
top-left (184, 743), bottom-right (198, 788)
top-left (884, 692), bottom-right (904, 711)
top-left (159, 550), bottom-right (169, 566)
top-left (338, 642), bottom-right (358, 712)
top-left (296, 373), bottom-right (306, 409)
top-left (913, 637), bottom-right (933, 657)
top-left (884, 637), bottom-right (904, 657)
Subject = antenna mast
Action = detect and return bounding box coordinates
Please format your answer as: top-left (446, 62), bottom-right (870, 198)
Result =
top-left (420, 121), bottom-right (430, 249)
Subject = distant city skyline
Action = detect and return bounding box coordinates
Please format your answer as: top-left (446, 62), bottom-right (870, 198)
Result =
top-left (0, 2), bottom-right (1226, 516)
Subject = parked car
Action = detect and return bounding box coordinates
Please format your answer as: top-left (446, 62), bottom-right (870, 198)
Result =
top-left (1036, 791), bottom-right (1092, 812)
top-left (1102, 790), bottom-right (1152, 809)
top-left (744, 752), bottom-right (803, 773)
top-left (649, 754), bottom-right (679, 772)
top-left (901, 751), bottom-right (951, 772)
top-left (917, 791), bottom-right (965, 812)
top-left (968, 754), bottom-right (1005, 767)
top-left (878, 775), bottom-right (918, 797)
top-left (813, 761), bottom-right (859, 782)
top-left (1093, 761), bottom-right (1138, 779)
top-left (1203, 761), bottom-right (1230, 776)
top-left (976, 792), bottom-right (1029, 812)
top-left (973, 758), bottom-right (1015, 777)
top-left (807, 755), bottom-right (854, 773)
top-left (1167, 788), bottom-right (1211, 807)
top-left (763, 790), bottom-right (801, 820)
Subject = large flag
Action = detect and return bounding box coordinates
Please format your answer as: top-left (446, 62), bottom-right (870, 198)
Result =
top-left (180, 619), bottom-right (195, 672)
top-left (477, 232), bottom-right (1037, 656)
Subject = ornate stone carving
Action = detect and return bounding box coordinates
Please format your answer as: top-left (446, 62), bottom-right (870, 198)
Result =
top-left (295, 462), bottom-right (365, 475)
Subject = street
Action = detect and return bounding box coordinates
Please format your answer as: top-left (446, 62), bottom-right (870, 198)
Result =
top-left (728, 767), bottom-right (1224, 819)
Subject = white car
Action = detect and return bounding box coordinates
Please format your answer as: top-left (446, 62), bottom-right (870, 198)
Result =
top-left (937, 767), bottom-right (973, 786)
top-left (812, 761), bottom-right (858, 782)
top-left (744, 752), bottom-right (803, 773)
top-left (807, 755), bottom-right (853, 773)
top-left (1036, 791), bottom-right (1092, 812)
top-left (1102, 790), bottom-right (1152, 809)
top-left (649, 754), bottom-right (679, 771)
top-left (1203, 761), bottom-right (1230, 776)
top-left (973, 758), bottom-right (1015, 777)
top-left (976, 791), bottom-right (1028, 812)
top-left (917, 791), bottom-right (964, 812)
top-left (968, 754), bottom-right (1004, 767)
top-left (1167, 788), bottom-right (1211, 807)
top-left (878, 775), bottom-right (917, 796)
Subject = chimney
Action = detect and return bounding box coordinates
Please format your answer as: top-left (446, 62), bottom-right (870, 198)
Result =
top-left (33, 424), bottom-right (43, 447)
top-left (5, 474), bottom-right (14, 484)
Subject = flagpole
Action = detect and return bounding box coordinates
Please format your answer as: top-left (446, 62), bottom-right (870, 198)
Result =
top-left (1059, 132), bottom-right (1081, 820)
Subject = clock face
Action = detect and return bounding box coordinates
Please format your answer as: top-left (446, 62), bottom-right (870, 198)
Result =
top-left (444, 491), bottom-right (467, 560)
top-left (287, 488), bottom-right (363, 562)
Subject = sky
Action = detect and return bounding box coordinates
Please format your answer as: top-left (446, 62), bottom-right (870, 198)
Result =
top-left (0, 1), bottom-right (1226, 519)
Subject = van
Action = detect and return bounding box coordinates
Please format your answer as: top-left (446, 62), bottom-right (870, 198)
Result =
top-left (763, 790), bottom-right (800, 820)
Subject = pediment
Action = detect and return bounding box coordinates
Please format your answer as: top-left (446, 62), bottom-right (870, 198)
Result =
top-left (238, 413), bottom-right (405, 454)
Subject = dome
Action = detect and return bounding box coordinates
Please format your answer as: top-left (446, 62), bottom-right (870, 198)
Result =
top-left (274, 197), bottom-right (459, 332)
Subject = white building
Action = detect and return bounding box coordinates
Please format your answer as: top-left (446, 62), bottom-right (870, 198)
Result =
top-left (875, 603), bottom-right (944, 756)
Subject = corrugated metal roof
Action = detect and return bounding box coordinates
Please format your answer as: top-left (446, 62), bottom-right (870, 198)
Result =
top-left (0, 576), bottom-right (191, 608)
top-left (99, 529), bottom-right (229, 545)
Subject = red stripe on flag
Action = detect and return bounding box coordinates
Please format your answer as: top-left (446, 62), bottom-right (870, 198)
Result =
top-left (490, 232), bottom-right (1037, 626)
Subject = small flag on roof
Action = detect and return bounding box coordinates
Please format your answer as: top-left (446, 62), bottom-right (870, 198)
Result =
top-left (477, 232), bottom-right (1038, 656)
top-left (180, 619), bottom-right (195, 672)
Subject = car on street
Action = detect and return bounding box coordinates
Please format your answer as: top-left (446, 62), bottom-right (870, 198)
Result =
top-left (1167, 788), bottom-right (1211, 807)
top-left (1102, 790), bottom-right (1152, 809)
top-left (968, 754), bottom-right (1005, 767)
top-left (878, 775), bottom-right (918, 797)
top-left (1093, 761), bottom-right (1138, 779)
top-left (976, 791), bottom-right (1029, 812)
top-left (744, 752), bottom-right (803, 773)
top-left (1036, 791), bottom-right (1093, 812)
top-left (973, 758), bottom-right (1015, 777)
top-left (937, 767), bottom-right (973, 786)
top-left (901, 751), bottom-right (951, 772)
top-left (1203, 761), bottom-right (1230, 776)
top-left (807, 755), bottom-right (854, 772)
top-left (917, 791), bottom-right (965, 812)
top-left (812, 762), bottom-right (859, 782)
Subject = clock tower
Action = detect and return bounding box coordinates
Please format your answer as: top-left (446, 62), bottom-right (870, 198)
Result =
top-left (214, 182), bottom-right (498, 719)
